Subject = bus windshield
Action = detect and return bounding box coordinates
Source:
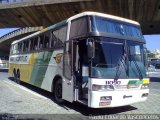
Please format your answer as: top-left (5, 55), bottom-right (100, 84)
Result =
top-left (91, 16), bottom-right (144, 39)
top-left (91, 37), bottom-right (146, 79)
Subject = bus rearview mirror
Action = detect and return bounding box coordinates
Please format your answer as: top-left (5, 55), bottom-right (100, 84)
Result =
top-left (87, 40), bottom-right (95, 59)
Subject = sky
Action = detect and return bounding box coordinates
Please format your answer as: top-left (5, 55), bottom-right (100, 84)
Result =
top-left (0, 28), bottom-right (160, 51)
top-left (144, 35), bottom-right (160, 51)
top-left (0, 28), bottom-right (18, 36)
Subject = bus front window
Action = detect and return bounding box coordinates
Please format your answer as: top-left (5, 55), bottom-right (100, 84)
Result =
top-left (91, 16), bottom-right (143, 39)
top-left (91, 38), bottom-right (127, 79)
top-left (90, 37), bottom-right (146, 79)
top-left (128, 42), bottom-right (146, 79)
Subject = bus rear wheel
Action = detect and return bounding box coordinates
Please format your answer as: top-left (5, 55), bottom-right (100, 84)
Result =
top-left (54, 79), bottom-right (64, 103)
top-left (16, 69), bottom-right (21, 84)
top-left (13, 69), bottom-right (17, 82)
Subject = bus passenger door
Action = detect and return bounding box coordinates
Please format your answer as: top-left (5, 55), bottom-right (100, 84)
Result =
top-left (62, 41), bottom-right (74, 102)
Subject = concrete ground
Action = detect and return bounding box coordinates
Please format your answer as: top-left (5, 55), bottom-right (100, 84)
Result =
top-left (0, 72), bottom-right (160, 120)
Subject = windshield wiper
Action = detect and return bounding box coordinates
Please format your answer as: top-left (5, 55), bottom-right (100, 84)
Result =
top-left (114, 51), bottom-right (127, 82)
top-left (130, 55), bottom-right (143, 80)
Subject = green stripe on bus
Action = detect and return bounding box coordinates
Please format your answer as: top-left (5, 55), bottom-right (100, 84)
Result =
top-left (48, 20), bottom-right (67, 31)
top-left (128, 80), bottom-right (142, 85)
top-left (30, 51), bottom-right (53, 87)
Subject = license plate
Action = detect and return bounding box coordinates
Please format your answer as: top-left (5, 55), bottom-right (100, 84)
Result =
top-left (99, 101), bottom-right (111, 106)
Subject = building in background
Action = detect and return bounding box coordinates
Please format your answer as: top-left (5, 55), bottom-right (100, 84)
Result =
top-left (152, 49), bottom-right (160, 58)
top-left (147, 49), bottom-right (160, 60)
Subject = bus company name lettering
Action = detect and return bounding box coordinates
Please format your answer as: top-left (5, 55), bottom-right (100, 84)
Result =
top-left (106, 80), bottom-right (121, 85)
top-left (10, 55), bottom-right (29, 63)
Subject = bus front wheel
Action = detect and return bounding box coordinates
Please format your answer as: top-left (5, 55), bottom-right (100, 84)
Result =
top-left (54, 79), bottom-right (64, 104)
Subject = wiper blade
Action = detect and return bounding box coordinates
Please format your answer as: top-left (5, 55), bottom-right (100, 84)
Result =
top-left (131, 56), bottom-right (143, 80)
top-left (114, 52), bottom-right (127, 81)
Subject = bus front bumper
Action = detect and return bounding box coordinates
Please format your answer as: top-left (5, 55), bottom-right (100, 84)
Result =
top-left (88, 89), bottom-right (149, 108)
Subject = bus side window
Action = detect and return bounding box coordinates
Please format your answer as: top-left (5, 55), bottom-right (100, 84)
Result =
top-left (30, 38), bottom-right (38, 51)
top-left (18, 42), bottom-right (23, 53)
top-left (53, 30), bottom-right (59, 48)
top-left (34, 37), bottom-right (39, 50)
top-left (23, 40), bottom-right (29, 53)
top-left (44, 32), bottom-right (50, 48)
top-left (26, 40), bottom-right (29, 52)
top-left (51, 25), bottom-right (67, 49)
top-left (58, 25), bottom-right (67, 44)
top-left (13, 44), bottom-right (18, 54)
top-left (30, 38), bottom-right (34, 51)
top-left (11, 45), bottom-right (15, 55)
top-left (39, 35), bottom-right (44, 49)
top-left (22, 42), bottom-right (25, 53)
top-left (51, 30), bottom-right (58, 48)
top-left (50, 32), bottom-right (54, 48)
top-left (12, 45), bottom-right (15, 54)
top-left (10, 45), bottom-right (13, 55)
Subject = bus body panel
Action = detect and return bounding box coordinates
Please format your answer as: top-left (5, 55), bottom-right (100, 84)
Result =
top-left (41, 50), bottom-right (63, 91)
top-left (9, 50), bottom-right (64, 92)
top-left (89, 89), bottom-right (149, 108)
top-left (9, 53), bottom-right (33, 83)
top-left (88, 78), bottom-right (149, 108)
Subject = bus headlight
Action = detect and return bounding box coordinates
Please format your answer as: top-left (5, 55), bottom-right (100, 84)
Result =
top-left (141, 84), bottom-right (149, 89)
top-left (92, 84), bottom-right (114, 91)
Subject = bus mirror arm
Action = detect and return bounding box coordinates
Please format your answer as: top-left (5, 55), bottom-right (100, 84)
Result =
top-left (144, 47), bottom-right (148, 69)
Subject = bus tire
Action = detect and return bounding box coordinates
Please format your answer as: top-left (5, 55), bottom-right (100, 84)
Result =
top-left (13, 68), bottom-right (17, 82)
top-left (54, 79), bottom-right (64, 104)
top-left (16, 69), bottom-right (21, 84)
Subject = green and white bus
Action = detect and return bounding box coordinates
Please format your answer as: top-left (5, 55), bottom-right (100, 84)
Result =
top-left (9, 12), bottom-right (149, 108)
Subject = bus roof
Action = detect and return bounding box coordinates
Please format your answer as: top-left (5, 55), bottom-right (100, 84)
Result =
top-left (68, 11), bottom-right (140, 25)
top-left (12, 11), bottom-right (140, 45)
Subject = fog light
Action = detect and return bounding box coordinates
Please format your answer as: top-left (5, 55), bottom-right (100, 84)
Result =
top-left (141, 84), bottom-right (149, 89)
top-left (141, 93), bottom-right (149, 97)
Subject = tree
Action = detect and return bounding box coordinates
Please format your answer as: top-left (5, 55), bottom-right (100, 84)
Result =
top-left (148, 53), bottom-right (156, 58)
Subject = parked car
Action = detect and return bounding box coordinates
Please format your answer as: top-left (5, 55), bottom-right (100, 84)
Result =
top-left (149, 58), bottom-right (160, 67)
top-left (147, 58), bottom-right (160, 77)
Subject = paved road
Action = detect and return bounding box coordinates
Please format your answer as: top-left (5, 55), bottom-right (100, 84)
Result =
top-left (0, 72), bottom-right (160, 120)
